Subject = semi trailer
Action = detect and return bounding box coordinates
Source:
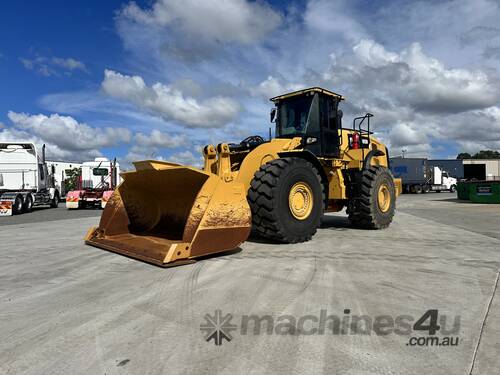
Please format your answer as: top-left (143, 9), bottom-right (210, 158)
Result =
top-left (0, 142), bottom-right (60, 216)
top-left (390, 157), bottom-right (457, 193)
top-left (66, 158), bottom-right (121, 209)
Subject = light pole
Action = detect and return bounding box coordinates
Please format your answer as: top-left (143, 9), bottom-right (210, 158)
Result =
top-left (402, 149), bottom-right (407, 158)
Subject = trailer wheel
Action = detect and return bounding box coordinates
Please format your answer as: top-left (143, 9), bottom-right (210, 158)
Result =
top-left (23, 194), bottom-right (33, 213)
top-left (50, 192), bottom-right (59, 208)
top-left (413, 185), bottom-right (422, 194)
top-left (13, 195), bottom-right (24, 215)
top-left (422, 185), bottom-right (430, 193)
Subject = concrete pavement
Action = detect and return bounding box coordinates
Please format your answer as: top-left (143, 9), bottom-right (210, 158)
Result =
top-left (0, 205), bottom-right (101, 227)
top-left (0, 193), bottom-right (499, 374)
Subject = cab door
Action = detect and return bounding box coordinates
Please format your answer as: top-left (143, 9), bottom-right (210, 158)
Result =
top-left (320, 96), bottom-right (340, 158)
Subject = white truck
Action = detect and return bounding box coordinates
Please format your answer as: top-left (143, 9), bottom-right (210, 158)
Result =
top-left (66, 157), bottom-right (121, 209)
top-left (390, 157), bottom-right (457, 193)
top-left (0, 142), bottom-right (60, 216)
top-left (46, 160), bottom-right (83, 197)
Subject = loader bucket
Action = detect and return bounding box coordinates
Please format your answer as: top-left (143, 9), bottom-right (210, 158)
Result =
top-left (85, 160), bottom-right (251, 267)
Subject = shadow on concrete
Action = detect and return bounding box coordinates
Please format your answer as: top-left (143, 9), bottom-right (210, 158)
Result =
top-left (430, 198), bottom-right (471, 203)
top-left (100, 246), bottom-right (244, 269)
top-left (245, 214), bottom-right (352, 244)
top-left (191, 247), bottom-right (244, 262)
top-left (320, 215), bottom-right (351, 229)
top-left (246, 233), bottom-right (281, 244)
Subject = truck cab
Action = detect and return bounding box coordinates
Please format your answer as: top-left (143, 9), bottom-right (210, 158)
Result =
top-left (441, 170), bottom-right (457, 192)
top-left (66, 157), bottom-right (121, 209)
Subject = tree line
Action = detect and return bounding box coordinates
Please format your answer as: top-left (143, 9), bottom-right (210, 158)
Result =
top-left (457, 150), bottom-right (500, 160)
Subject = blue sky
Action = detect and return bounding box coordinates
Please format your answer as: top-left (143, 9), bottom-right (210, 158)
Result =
top-left (1, 0), bottom-right (500, 166)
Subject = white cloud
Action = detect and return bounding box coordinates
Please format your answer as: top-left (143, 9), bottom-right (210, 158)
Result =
top-left (121, 0), bottom-right (281, 44)
top-left (2, 112), bottom-right (131, 161)
top-left (443, 106), bottom-right (500, 146)
top-left (352, 39), bottom-right (399, 67)
top-left (19, 0), bottom-right (500, 161)
top-left (19, 55), bottom-right (87, 76)
top-left (0, 126), bottom-right (101, 161)
top-left (51, 57), bottom-right (87, 71)
top-left (328, 40), bottom-right (500, 114)
top-left (250, 76), bottom-right (306, 99)
top-left (122, 143), bottom-right (201, 170)
top-left (389, 123), bottom-right (428, 148)
top-left (101, 69), bottom-right (241, 128)
top-left (304, 0), bottom-right (366, 43)
top-left (134, 129), bottom-right (189, 148)
top-left (169, 150), bottom-right (202, 167)
top-left (123, 145), bottom-right (164, 165)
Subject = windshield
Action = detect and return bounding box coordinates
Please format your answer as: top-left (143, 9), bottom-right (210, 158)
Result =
top-left (93, 168), bottom-right (109, 176)
top-left (277, 94), bottom-right (318, 136)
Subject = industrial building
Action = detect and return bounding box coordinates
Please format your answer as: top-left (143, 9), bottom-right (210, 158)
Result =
top-left (462, 159), bottom-right (500, 180)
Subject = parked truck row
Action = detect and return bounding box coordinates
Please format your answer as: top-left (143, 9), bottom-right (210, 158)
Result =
top-left (0, 142), bottom-right (121, 216)
top-left (0, 142), bottom-right (60, 216)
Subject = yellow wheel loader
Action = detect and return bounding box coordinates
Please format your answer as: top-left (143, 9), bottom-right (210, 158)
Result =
top-left (85, 87), bottom-right (402, 266)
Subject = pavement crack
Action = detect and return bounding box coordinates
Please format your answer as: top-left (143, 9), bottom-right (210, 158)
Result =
top-left (468, 269), bottom-right (500, 375)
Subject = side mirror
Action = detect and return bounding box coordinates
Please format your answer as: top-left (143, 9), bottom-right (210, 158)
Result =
top-left (270, 108), bottom-right (277, 123)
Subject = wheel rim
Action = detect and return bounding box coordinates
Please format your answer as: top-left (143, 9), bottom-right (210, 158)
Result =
top-left (288, 182), bottom-right (313, 220)
top-left (377, 184), bottom-right (391, 213)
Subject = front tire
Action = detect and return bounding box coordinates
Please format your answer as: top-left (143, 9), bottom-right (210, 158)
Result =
top-left (347, 166), bottom-right (396, 229)
top-left (248, 158), bottom-right (324, 243)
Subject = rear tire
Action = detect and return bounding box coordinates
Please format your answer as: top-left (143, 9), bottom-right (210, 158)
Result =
top-left (13, 195), bottom-right (24, 215)
top-left (347, 166), bottom-right (396, 229)
top-left (248, 158), bottom-right (324, 243)
top-left (50, 192), bottom-right (59, 208)
top-left (23, 194), bottom-right (33, 213)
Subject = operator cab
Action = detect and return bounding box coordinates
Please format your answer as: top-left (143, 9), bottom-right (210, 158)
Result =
top-left (271, 87), bottom-right (344, 158)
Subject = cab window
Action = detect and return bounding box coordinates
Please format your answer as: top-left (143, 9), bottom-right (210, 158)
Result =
top-left (277, 94), bottom-right (319, 136)
top-left (93, 168), bottom-right (109, 176)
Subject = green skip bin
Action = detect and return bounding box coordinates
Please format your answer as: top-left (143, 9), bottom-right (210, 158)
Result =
top-left (458, 180), bottom-right (500, 203)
